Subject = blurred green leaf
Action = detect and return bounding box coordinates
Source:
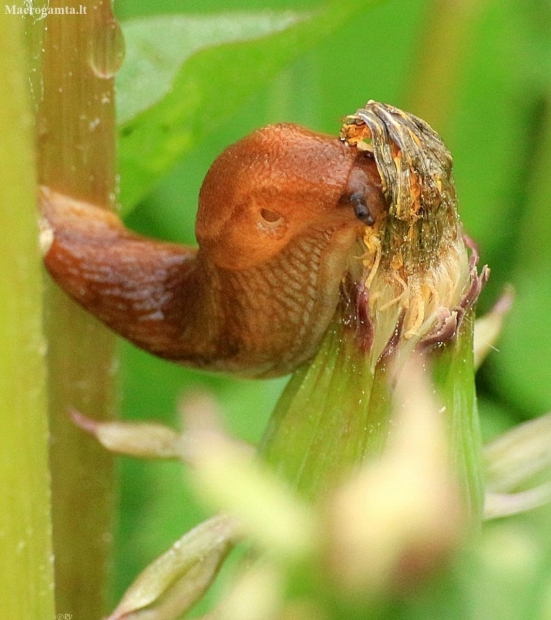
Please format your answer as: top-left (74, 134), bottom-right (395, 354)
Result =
top-left (117, 0), bottom-right (381, 211)
top-left (116, 12), bottom-right (308, 126)
top-left (445, 0), bottom-right (530, 259)
top-left (495, 269), bottom-right (551, 416)
top-left (492, 94), bottom-right (551, 416)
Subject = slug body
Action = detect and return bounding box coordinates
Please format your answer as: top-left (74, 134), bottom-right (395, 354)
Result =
top-left (41, 123), bottom-right (383, 378)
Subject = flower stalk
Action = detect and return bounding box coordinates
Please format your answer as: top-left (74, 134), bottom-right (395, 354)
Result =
top-left (34, 0), bottom-right (123, 615)
top-left (0, 9), bottom-right (55, 619)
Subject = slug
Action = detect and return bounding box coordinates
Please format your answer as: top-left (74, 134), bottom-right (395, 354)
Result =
top-left (40, 122), bottom-right (384, 378)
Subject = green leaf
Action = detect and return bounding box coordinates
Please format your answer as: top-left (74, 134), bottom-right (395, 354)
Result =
top-left (116, 12), bottom-right (309, 126)
top-left (116, 1), bottom-right (381, 211)
top-left (110, 515), bottom-right (237, 620)
top-left (492, 94), bottom-right (551, 417)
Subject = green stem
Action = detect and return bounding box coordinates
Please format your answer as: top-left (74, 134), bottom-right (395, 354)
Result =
top-left (35, 1), bottom-right (123, 616)
top-left (260, 297), bottom-right (392, 501)
top-left (261, 300), bottom-right (483, 523)
top-left (433, 311), bottom-right (484, 524)
top-left (0, 11), bottom-right (55, 619)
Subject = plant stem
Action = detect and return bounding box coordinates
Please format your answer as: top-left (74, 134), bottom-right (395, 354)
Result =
top-left (260, 302), bottom-right (483, 523)
top-left (0, 11), bottom-right (55, 619)
top-left (260, 297), bottom-right (392, 501)
top-left (35, 1), bottom-right (123, 616)
top-left (432, 311), bottom-right (484, 524)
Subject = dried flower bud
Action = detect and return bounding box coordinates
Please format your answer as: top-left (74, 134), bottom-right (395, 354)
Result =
top-left (71, 410), bottom-right (182, 459)
top-left (341, 101), bottom-right (488, 365)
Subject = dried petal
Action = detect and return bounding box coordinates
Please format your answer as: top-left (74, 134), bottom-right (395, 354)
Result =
top-left (485, 410), bottom-right (551, 493)
top-left (71, 410), bottom-right (182, 460)
top-left (473, 285), bottom-right (514, 369)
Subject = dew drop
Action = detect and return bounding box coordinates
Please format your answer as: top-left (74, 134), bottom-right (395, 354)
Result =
top-left (87, 15), bottom-right (125, 79)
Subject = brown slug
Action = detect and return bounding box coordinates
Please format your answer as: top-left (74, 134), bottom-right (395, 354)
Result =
top-left (40, 122), bottom-right (384, 378)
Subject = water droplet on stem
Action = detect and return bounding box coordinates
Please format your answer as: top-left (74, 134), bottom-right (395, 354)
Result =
top-left (87, 15), bottom-right (125, 79)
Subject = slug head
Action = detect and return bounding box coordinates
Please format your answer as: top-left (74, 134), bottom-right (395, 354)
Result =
top-left (196, 123), bottom-right (384, 270)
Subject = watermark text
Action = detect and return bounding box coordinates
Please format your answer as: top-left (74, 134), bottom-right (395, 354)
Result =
top-left (5, 4), bottom-right (87, 16)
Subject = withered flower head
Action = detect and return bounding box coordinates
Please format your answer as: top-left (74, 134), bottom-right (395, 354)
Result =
top-left (341, 101), bottom-right (488, 365)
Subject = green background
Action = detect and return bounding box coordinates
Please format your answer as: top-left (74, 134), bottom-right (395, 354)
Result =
top-left (111, 0), bottom-right (551, 614)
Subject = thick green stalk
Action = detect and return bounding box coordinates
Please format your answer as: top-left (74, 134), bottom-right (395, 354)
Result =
top-left (260, 302), bottom-right (483, 523)
top-left (0, 11), bottom-right (55, 619)
top-left (35, 1), bottom-right (123, 616)
top-left (260, 298), bottom-right (392, 501)
top-left (433, 311), bottom-right (484, 524)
